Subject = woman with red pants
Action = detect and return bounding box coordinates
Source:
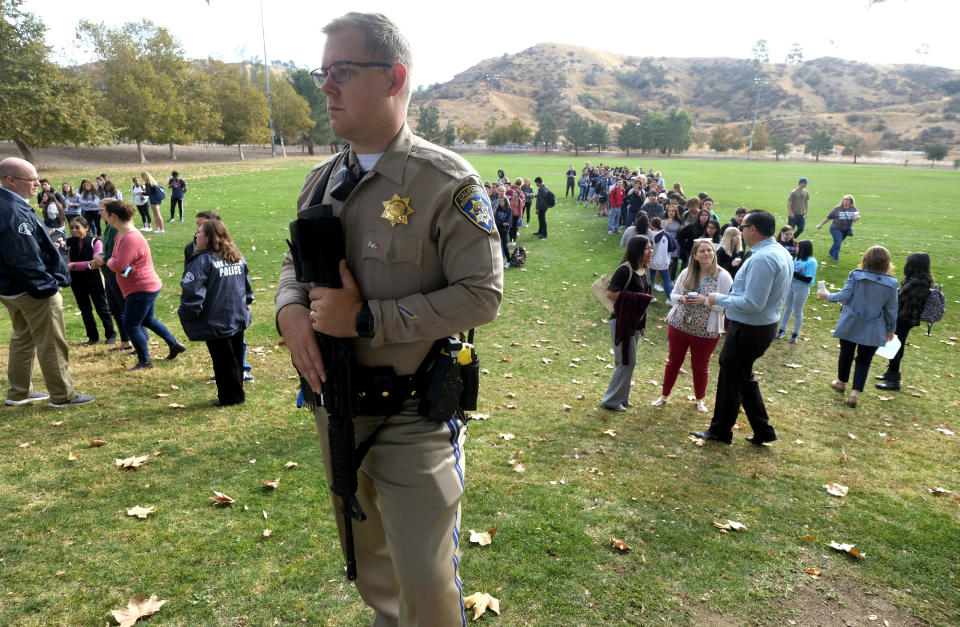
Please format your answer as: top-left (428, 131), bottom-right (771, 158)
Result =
top-left (652, 238), bottom-right (732, 413)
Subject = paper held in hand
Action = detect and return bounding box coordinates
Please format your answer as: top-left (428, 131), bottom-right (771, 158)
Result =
top-left (876, 335), bottom-right (902, 360)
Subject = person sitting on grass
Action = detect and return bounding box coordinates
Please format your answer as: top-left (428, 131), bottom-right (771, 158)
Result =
top-left (178, 219), bottom-right (253, 407)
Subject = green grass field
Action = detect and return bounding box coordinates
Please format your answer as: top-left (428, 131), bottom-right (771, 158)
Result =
top-left (1, 154), bottom-right (957, 625)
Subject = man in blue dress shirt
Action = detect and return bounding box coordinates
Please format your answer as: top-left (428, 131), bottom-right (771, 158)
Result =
top-left (691, 209), bottom-right (792, 445)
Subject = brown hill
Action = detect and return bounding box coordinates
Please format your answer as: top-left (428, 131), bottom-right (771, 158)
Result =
top-left (409, 43), bottom-right (960, 150)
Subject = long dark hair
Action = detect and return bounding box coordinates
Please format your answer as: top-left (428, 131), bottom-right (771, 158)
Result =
top-left (632, 212), bottom-right (649, 233)
top-left (796, 240), bottom-right (813, 261)
top-left (621, 235), bottom-right (651, 271)
top-left (903, 252), bottom-right (934, 288)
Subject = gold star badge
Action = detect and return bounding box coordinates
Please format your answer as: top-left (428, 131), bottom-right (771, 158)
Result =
top-left (381, 194), bottom-right (414, 227)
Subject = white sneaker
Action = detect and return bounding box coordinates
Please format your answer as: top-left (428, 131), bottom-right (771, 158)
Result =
top-left (651, 395), bottom-right (669, 407)
top-left (167, 218), bottom-right (175, 223)
top-left (140, 227), bottom-right (152, 231)
top-left (653, 284), bottom-right (664, 292)
top-left (154, 229), bottom-right (164, 233)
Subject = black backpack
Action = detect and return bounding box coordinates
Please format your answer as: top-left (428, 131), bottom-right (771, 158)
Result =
top-left (509, 244), bottom-right (526, 267)
top-left (919, 284), bottom-right (945, 335)
top-left (545, 190), bottom-right (556, 208)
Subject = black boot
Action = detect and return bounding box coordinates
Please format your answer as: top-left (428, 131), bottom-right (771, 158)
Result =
top-left (875, 373), bottom-right (900, 391)
top-left (874, 369), bottom-right (894, 381)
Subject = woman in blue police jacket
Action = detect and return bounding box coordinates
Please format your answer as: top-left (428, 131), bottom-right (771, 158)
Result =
top-left (818, 245), bottom-right (897, 408)
top-left (178, 220), bottom-right (253, 406)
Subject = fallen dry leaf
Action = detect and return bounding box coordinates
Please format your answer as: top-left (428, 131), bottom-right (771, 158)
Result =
top-left (927, 486), bottom-right (953, 495)
top-left (51, 421), bottom-right (63, 427)
top-left (805, 567), bottom-right (822, 578)
top-left (935, 426), bottom-right (955, 436)
top-left (67, 451), bottom-right (78, 461)
top-left (111, 594), bottom-right (167, 627)
top-left (90, 438), bottom-right (106, 447)
top-left (469, 525), bottom-right (499, 547)
top-left (260, 478), bottom-right (280, 489)
top-left (497, 433), bottom-right (515, 441)
top-left (210, 490), bottom-right (235, 505)
top-left (784, 363), bottom-right (803, 369)
top-left (688, 435), bottom-right (705, 447)
top-left (463, 591), bottom-right (500, 621)
top-left (17, 441), bottom-right (35, 449)
top-left (115, 455), bottom-right (151, 470)
top-left (126, 505), bottom-right (155, 519)
top-left (847, 433), bottom-right (858, 440)
top-left (712, 520), bottom-right (746, 533)
top-left (610, 536), bottom-right (631, 552)
top-left (824, 482), bottom-right (849, 497)
top-left (284, 461), bottom-right (298, 469)
top-left (262, 529), bottom-right (272, 537)
top-left (801, 535), bottom-right (816, 543)
top-left (602, 429), bottom-right (616, 437)
top-left (152, 393), bottom-right (169, 398)
top-left (829, 541), bottom-right (865, 558)
top-left (168, 403), bottom-right (186, 410)
top-left (877, 395), bottom-right (893, 402)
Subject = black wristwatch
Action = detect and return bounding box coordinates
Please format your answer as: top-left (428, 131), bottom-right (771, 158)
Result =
top-left (356, 302), bottom-right (375, 338)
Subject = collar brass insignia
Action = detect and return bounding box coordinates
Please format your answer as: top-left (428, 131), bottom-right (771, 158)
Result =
top-left (381, 194), bottom-right (414, 227)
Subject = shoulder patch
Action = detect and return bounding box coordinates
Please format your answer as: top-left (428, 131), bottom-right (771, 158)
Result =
top-left (18, 222), bottom-right (32, 235)
top-left (181, 271), bottom-right (195, 284)
top-left (454, 185), bottom-right (494, 233)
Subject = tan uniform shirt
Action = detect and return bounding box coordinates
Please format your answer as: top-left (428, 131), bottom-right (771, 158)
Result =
top-left (276, 125), bottom-right (503, 375)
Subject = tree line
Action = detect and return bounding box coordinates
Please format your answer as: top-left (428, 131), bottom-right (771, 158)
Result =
top-left (0, 0), bottom-right (335, 162)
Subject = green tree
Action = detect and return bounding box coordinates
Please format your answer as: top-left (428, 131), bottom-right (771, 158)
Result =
top-left (505, 117), bottom-right (531, 145)
top-left (752, 39), bottom-right (769, 63)
top-left (804, 130), bottom-right (833, 161)
top-left (785, 43), bottom-right (804, 64)
top-left (533, 113), bottom-right (558, 151)
top-left (842, 136), bottom-right (866, 164)
top-left (442, 121), bottom-right (456, 147)
top-left (616, 120), bottom-right (642, 155)
top-left (640, 111), bottom-right (667, 153)
top-left (0, 1), bottom-right (110, 161)
top-left (0, 0), bottom-right (111, 161)
top-left (709, 125), bottom-right (744, 152)
top-left (202, 60), bottom-right (270, 160)
top-left (289, 68), bottom-right (339, 155)
top-left (750, 122), bottom-right (771, 152)
top-left (922, 143), bottom-right (949, 167)
top-left (589, 121), bottom-right (609, 153)
top-left (488, 123), bottom-right (511, 147)
top-left (565, 114), bottom-right (591, 155)
top-left (457, 122), bottom-right (479, 145)
top-left (665, 109), bottom-right (694, 154)
top-left (771, 135), bottom-right (790, 161)
top-left (416, 105), bottom-right (441, 143)
top-left (251, 68), bottom-right (313, 146)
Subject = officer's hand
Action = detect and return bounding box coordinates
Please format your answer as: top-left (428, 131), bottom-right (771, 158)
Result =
top-left (308, 260), bottom-right (363, 338)
top-left (277, 304), bottom-right (327, 390)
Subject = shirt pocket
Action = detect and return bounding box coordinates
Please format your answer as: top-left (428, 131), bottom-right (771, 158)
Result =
top-left (361, 231), bottom-right (423, 267)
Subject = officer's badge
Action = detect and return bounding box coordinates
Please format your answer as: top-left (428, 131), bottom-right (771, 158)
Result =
top-left (182, 271), bottom-right (195, 284)
top-left (454, 184), bottom-right (493, 233)
top-left (18, 222), bottom-right (32, 235)
top-left (381, 194), bottom-right (414, 227)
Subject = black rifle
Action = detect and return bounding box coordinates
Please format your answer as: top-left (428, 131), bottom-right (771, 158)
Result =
top-left (287, 154), bottom-right (365, 581)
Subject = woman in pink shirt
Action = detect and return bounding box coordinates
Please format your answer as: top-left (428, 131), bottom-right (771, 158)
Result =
top-left (99, 200), bottom-right (185, 371)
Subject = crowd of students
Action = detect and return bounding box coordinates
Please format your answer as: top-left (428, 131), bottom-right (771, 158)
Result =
top-left (32, 171), bottom-right (253, 408)
top-left (591, 162), bottom-right (937, 416)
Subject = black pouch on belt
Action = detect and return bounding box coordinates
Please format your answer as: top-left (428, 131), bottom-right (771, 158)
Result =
top-left (418, 338), bottom-right (464, 421)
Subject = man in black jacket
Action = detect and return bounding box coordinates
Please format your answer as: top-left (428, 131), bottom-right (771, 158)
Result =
top-left (534, 176), bottom-right (551, 238)
top-left (0, 158), bottom-right (93, 407)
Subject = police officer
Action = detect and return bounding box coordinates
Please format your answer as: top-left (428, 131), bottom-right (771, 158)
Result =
top-left (274, 13), bottom-right (503, 627)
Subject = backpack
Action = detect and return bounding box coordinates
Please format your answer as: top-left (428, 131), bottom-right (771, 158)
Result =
top-left (919, 284), bottom-right (945, 335)
top-left (593, 178), bottom-right (606, 194)
top-left (545, 190), bottom-right (556, 208)
top-left (508, 244), bottom-right (526, 267)
top-left (152, 185), bottom-right (166, 202)
top-left (651, 232), bottom-right (670, 270)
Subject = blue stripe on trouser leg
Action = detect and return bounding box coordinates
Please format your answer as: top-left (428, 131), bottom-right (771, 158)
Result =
top-left (447, 420), bottom-right (467, 626)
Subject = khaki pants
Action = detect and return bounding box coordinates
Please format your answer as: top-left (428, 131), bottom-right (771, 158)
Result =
top-left (1, 291), bottom-right (75, 404)
top-left (315, 403), bottom-right (467, 627)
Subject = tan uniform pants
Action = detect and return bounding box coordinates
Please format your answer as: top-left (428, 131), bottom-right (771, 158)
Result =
top-left (1, 291), bottom-right (75, 404)
top-left (315, 403), bottom-right (467, 627)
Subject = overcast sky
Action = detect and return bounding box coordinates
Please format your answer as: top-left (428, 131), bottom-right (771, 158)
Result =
top-left (29, 0), bottom-right (960, 87)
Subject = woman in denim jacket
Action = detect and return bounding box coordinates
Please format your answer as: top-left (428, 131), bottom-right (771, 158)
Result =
top-left (818, 245), bottom-right (898, 408)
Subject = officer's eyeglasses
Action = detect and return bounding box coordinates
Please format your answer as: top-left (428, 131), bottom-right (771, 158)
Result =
top-left (311, 61), bottom-right (393, 87)
top-left (5, 175), bottom-right (39, 183)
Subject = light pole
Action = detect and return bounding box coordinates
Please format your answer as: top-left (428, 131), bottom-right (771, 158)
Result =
top-left (260, 0), bottom-right (277, 157)
top-left (483, 73), bottom-right (500, 148)
top-left (747, 77), bottom-right (768, 160)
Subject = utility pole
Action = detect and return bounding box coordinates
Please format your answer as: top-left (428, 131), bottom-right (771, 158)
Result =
top-left (483, 73), bottom-right (500, 148)
top-left (260, 0), bottom-right (277, 157)
top-left (747, 77), bottom-right (768, 160)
